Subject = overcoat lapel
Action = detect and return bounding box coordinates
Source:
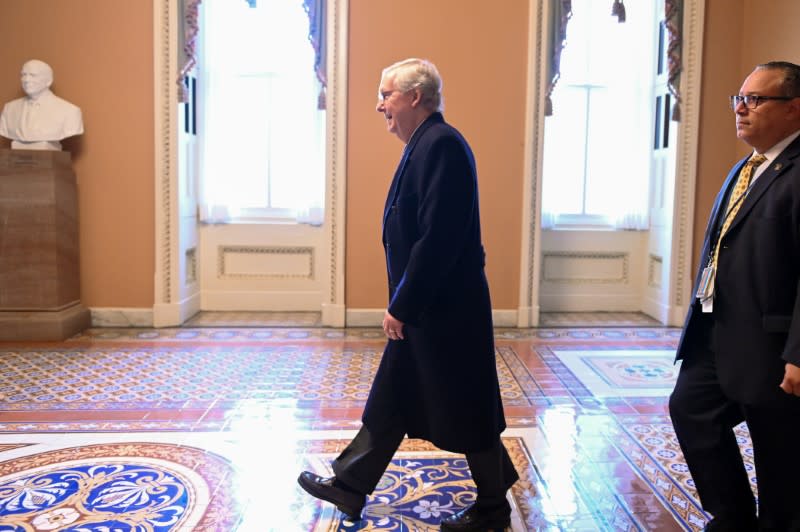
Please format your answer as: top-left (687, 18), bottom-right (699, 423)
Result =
top-left (382, 148), bottom-right (410, 230)
top-left (381, 113), bottom-right (443, 232)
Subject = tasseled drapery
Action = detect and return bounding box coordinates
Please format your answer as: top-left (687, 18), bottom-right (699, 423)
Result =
top-left (545, 0), bottom-right (572, 116)
top-left (303, 0), bottom-right (327, 110)
top-left (177, 0), bottom-right (326, 108)
top-left (665, 0), bottom-right (683, 121)
top-left (611, 0), bottom-right (626, 23)
top-left (178, 0), bottom-right (202, 103)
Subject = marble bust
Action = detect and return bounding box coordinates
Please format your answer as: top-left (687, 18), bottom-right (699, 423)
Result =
top-left (0, 59), bottom-right (84, 150)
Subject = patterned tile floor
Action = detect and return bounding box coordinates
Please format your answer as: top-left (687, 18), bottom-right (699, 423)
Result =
top-left (0, 324), bottom-right (751, 530)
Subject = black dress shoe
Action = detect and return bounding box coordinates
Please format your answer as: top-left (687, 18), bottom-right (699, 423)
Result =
top-left (440, 502), bottom-right (511, 531)
top-left (297, 471), bottom-right (365, 520)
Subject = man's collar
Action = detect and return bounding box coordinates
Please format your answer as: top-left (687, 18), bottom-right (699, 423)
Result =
top-left (404, 111), bottom-right (440, 147)
top-left (757, 129), bottom-right (800, 162)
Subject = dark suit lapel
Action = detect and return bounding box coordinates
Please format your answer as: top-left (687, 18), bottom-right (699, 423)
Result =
top-left (727, 136), bottom-right (800, 234)
top-left (699, 158), bottom-right (747, 260)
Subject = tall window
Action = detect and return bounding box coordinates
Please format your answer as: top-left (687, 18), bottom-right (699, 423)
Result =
top-left (542, 0), bottom-right (655, 230)
top-left (198, 0), bottom-right (325, 224)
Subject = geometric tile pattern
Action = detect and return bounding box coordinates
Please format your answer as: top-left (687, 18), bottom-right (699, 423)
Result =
top-left (618, 418), bottom-right (709, 530)
top-left (0, 324), bottom-right (745, 530)
top-left (0, 345), bottom-right (539, 411)
top-left (62, 326), bottom-right (684, 343)
top-left (619, 417), bottom-right (756, 532)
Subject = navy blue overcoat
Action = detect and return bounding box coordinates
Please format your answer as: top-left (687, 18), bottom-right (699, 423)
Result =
top-left (362, 112), bottom-right (506, 453)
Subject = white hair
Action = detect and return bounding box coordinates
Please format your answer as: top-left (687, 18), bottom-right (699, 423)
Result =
top-left (382, 58), bottom-right (444, 113)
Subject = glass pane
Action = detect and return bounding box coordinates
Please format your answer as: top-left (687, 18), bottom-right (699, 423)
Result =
top-left (201, 0), bottom-right (325, 216)
top-left (585, 87), bottom-right (617, 215)
top-left (541, 0), bottom-right (657, 226)
top-left (542, 86), bottom-right (588, 215)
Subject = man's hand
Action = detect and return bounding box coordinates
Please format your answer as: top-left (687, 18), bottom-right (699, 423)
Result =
top-left (383, 311), bottom-right (405, 341)
top-left (779, 362), bottom-right (800, 396)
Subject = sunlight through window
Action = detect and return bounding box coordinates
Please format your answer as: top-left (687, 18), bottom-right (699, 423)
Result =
top-left (199, 0), bottom-right (326, 224)
top-left (542, 0), bottom-right (655, 230)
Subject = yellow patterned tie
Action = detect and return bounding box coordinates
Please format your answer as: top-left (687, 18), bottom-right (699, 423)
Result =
top-left (711, 154), bottom-right (767, 269)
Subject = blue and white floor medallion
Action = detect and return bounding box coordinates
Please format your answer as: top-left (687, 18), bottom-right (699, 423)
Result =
top-left (0, 443), bottom-right (237, 531)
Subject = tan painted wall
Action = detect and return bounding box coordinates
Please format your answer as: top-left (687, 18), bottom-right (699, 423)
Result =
top-left (694, 0), bottom-right (800, 274)
top-left (346, 0), bottom-right (528, 310)
top-left (0, 0), bottom-right (155, 308)
top-left (2, 1), bottom-right (799, 315)
top-left (693, 0), bottom-right (744, 274)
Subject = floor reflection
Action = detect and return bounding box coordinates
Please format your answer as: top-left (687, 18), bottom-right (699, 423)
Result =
top-left (0, 324), bottom-right (713, 530)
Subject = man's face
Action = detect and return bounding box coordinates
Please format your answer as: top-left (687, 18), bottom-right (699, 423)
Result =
top-left (375, 75), bottom-right (418, 143)
top-left (735, 68), bottom-right (798, 152)
top-left (20, 62), bottom-right (52, 98)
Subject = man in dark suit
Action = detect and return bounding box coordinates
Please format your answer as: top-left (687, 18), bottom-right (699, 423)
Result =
top-left (298, 58), bottom-right (517, 531)
top-left (670, 61), bottom-right (800, 531)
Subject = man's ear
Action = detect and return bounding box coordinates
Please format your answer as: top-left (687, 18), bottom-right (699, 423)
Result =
top-left (410, 88), bottom-right (423, 108)
top-left (792, 97), bottom-right (800, 113)
top-left (787, 97), bottom-right (800, 122)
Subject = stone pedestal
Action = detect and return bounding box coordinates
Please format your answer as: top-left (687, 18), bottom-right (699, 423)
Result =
top-left (0, 149), bottom-right (90, 340)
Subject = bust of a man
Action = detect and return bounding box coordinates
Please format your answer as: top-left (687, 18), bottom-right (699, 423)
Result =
top-left (0, 59), bottom-right (84, 150)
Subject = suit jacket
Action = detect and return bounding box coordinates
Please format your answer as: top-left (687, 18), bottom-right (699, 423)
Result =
top-left (677, 133), bottom-right (800, 404)
top-left (362, 112), bottom-right (506, 453)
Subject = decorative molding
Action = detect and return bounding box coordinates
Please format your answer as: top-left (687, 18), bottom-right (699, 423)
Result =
top-left (186, 247), bottom-right (197, 284)
top-left (154, 0), bottom-right (175, 306)
top-left (518, 0), bottom-right (547, 327)
top-left (322, 0), bottom-right (348, 326)
top-left (327, 0), bottom-right (339, 304)
top-left (671, 0), bottom-right (704, 313)
top-left (542, 252), bottom-right (629, 284)
top-left (217, 246), bottom-right (314, 280)
top-left (648, 253), bottom-right (663, 288)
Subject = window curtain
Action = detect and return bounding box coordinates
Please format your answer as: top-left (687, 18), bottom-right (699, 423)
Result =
top-left (178, 0), bottom-right (202, 103)
top-left (545, 0), bottom-right (572, 116)
top-left (665, 0), bottom-right (682, 121)
top-left (179, 0), bottom-right (326, 108)
top-left (303, 0), bottom-right (327, 110)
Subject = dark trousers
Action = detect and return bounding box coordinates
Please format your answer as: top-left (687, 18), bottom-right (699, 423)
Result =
top-left (669, 343), bottom-right (800, 530)
top-left (331, 423), bottom-right (519, 509)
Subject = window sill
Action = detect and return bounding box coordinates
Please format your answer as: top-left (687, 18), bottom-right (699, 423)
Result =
top-left (543, 225), bottom-right (648, 232)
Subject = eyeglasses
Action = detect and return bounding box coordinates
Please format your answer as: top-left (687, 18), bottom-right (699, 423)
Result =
top-left (729, 94), bottom-right (796, 110)
top-left (378, 90), bottom-right (400, 103)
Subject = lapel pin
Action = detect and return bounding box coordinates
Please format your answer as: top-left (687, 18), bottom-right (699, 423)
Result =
top-left (774, 163), bottom-right (783, 171)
